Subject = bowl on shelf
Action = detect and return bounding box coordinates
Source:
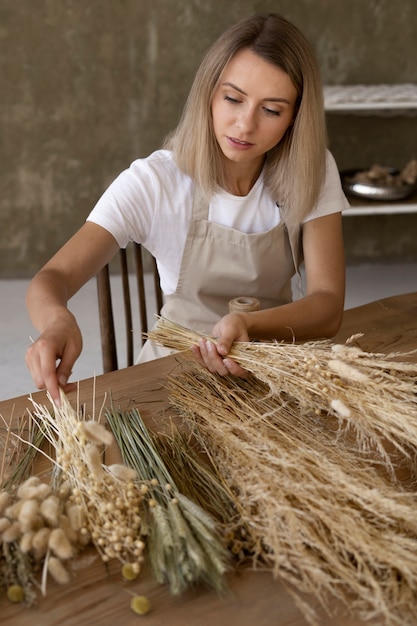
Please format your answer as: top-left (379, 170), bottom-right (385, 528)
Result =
top-left (341, 164), bottom-right (417, 201)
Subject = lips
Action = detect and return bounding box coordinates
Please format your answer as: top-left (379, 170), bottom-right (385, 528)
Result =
top-left (227, 136), bottom-right (254, 149)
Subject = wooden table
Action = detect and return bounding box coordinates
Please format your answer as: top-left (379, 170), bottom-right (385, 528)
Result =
top-left (1, 292), bottom-right (416, 626)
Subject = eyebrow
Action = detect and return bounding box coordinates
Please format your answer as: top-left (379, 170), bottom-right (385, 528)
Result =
top-left (221, 81), bottom-right (291, 104)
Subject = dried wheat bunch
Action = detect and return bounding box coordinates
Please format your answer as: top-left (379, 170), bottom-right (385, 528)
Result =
top-left (149, 318), bottom-right (417, 476)
top-left (149, 318), bottom-right (417, 625)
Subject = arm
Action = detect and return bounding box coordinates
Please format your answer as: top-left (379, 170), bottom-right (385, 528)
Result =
top-left (25, 222), bottom-right (120, 405)
top-left (193, 212), bottom-right (345, 375)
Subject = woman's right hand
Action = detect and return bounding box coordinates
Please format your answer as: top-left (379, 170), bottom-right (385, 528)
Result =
top-left (25, 311), bottom-right (83, 407)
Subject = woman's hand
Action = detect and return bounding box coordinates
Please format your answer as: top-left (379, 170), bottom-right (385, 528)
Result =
top-left (25, 311), bottom-right (83, 406)
top-left (191, 312), bottom-right (250, 377)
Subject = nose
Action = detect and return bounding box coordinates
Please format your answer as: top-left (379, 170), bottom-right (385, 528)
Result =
top-left (236, 105), bottom-right (257, 132)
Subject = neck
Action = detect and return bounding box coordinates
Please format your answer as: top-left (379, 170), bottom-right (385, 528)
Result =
top-left (223, 159), bottom-right (264, 196)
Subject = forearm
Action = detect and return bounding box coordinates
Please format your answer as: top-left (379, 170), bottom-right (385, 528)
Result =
top-left (242, 290), bottom-right (344, 342)
top-left (26, 268), bottom-right (75, 333)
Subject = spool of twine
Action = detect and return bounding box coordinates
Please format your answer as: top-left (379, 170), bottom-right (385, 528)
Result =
top-left (228, 296), bottom-right (260, 313)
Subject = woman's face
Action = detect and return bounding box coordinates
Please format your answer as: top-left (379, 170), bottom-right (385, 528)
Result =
top-left (211, 47), bottom-right (298, 175)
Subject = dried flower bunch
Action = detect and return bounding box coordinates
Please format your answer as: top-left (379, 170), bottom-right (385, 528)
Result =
top-left (149, 318), bottom-right (417, 626)
top-left (1, 391), bottom-right (147, 606)
top-left (1, 389), bottom-right (231, 609)
top-left (0, 417), bottom-right (50, 605)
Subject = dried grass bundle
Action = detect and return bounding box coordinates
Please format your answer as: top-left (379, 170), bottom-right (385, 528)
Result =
top-left (149, 318), bottom-right (417, 625)
top-left (105, 407), bottom-right (230, 595)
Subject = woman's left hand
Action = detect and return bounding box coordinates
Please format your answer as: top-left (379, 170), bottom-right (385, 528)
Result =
top-left (190, 313), bottom-right (250, 377)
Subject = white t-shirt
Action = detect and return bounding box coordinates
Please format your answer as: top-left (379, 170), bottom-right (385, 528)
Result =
top-left (87, 149), bottom-right (349, 295)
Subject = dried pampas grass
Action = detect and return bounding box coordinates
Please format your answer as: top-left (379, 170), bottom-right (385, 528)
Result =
top-left (148, 318), bottom-right (417, 626)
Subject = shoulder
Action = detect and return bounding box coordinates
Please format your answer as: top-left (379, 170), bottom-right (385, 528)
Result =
top-left (304, 150), bottom-right (349, 222)
top-left (127, 150), bottom-right (189, 186)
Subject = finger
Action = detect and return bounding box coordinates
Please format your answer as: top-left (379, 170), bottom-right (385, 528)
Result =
top-left (205, 340), bottom-right (229, 376)
top-left (38, 358), bottom-right (62, 407)
top-left (223, 358), bottom-right (250, 378)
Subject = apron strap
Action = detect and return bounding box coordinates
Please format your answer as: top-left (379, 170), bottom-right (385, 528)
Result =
top-left (192, 186), bottom-right (209, 221)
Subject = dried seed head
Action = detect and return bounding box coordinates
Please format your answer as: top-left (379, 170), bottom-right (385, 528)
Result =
top-left (48, 527), bottom-right (74, 560)
top-left (20, 530), bottom-right (35, 553)
top-left (85, 444), bottom-right (104, 479)
top-left (327, 359), bottom-right (368, 383)
top-left (330, 398), bottom-right (351, 419)
top-left (47, 556), bottom-right (71, 585)
top-left (0, 490), bottom-right (10, 514)
top-left (40, 495), bottom-right (61, 527)
top-left (66, 504), bottom-right (85, 532)
top-left (17, 478), bottom-right (51, 501)
top-left (18, 497), bottom-right (42, 532)
top-left (32, 527), bottom-right (51, 557)
top-left (7, 584), bottom-right (25, 603)
top-left (59, 515), bottom-right (78, 544)
top-left (107, 464), bottom-right (138, 482)
top-left (130, 595), bottom-right (151, 615)
top-left (2, 520), bottom-right (21, 543)
top-left (121, 562), bottom-right (140, 580)
top-left (0, 517), bottom-right (11, 533)
top-left (79, 420), bottom-right (114, 446)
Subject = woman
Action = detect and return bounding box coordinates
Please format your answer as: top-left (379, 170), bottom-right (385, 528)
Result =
top-left (25, 13), bottom-right (347, 406)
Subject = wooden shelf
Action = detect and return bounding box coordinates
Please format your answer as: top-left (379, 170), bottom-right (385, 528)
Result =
top-left (324, 84), bottom-right (417, 114)
top-left (343, 190), bottom-right (417, 216)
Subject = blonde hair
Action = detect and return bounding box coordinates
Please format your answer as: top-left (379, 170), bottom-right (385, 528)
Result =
top-left (164, 13), bottom-right (327, 229)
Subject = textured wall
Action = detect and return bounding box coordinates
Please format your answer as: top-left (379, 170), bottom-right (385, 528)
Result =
top-left (1, 0), bottom-right (416, 276)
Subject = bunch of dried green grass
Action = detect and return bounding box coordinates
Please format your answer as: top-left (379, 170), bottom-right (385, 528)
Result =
top-left (105, 407), bottom-right (230, 595)
top-left (149, 318), bottom-right (417, 625)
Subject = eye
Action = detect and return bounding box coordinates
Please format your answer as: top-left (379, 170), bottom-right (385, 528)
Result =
top-left (224, 95), bottom-right (241, 104)
top-left (263, 107), bottom-right (281, 116)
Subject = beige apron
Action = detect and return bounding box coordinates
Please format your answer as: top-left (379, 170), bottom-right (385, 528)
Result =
top-left (137, 187), bottom-right (301, 362)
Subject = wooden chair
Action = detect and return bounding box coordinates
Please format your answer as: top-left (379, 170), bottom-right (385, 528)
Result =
top-left (96, 243), bottom-right (163, 373)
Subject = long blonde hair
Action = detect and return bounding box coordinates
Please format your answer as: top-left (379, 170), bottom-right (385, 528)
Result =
top-left (164, 13), bottom-right (327, 229)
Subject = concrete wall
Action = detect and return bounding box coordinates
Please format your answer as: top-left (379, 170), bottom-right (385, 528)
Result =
top-left (1, 0), bottom-right (416, 277)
